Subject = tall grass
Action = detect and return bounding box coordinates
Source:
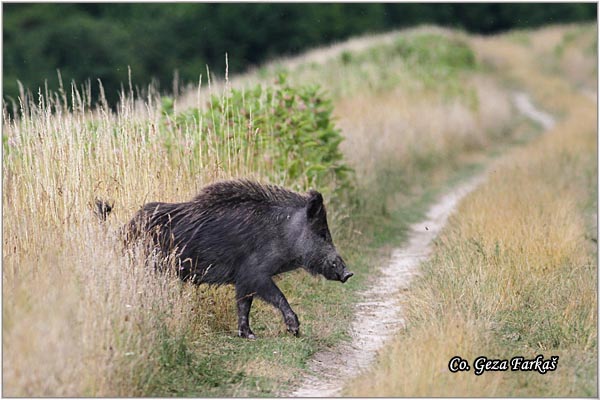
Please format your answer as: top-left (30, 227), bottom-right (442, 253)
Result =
top-left (335, 75), bottom-right (512, 186)
top-left (347, 92), bottom-right (597, 397)
top-left (347, 24), bottom-right (597, 397)
top-left (3, 79), bottom-right (253, 395)
top-left (3, 27), bottom-right (519, 396)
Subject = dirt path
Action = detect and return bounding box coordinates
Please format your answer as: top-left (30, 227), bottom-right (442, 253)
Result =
top-left (512, 92), bottom-right (555, 130)
top-left (287, 92), bottom-right (555, 398)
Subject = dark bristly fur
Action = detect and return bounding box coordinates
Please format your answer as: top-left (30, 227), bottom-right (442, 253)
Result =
top-left (94, 199), bottom-right (113, 221)
top-left (101, 179), bottom-right (353, 339)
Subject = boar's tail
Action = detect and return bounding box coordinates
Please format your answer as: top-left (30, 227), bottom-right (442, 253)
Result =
top-left (94, 198), bottom-right (114, 221)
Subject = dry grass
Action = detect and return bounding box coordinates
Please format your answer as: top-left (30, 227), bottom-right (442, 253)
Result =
top-left (2, 26), bottom-right (519, 396)
top-left (2, 84), bottom-right (254, 396)
top-left (335, 75), bottom-right (512, 185)
top-left (348, 98), bottom-right (596, 397)
top-left (347, 24), bottom-right (597, 397)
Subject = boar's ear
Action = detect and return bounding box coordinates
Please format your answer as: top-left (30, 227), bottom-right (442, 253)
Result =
top-left (306, 190), bottom-right (324, 220)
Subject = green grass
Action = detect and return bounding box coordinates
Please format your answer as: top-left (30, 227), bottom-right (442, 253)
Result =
top-left (255, 30), bottom-right (480, 104)
top-left (347, 105), bottom-right (597, 397)
top-left (347, 24), bottom-right (597, 397)
top-left (3, 26), bottom-right (530, 397)
top-left (139, 98), bottom-right (545, 397)
top-left (121, 152), bottom-right (478, 396)
top-left (135, 133), bottom-right (540, 396)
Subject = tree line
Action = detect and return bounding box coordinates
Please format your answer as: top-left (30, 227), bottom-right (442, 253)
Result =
top-left (4, 3), bottom-right (596, 107)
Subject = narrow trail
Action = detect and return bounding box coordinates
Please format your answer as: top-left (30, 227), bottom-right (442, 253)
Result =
top-left (512, 92), bottom-right (555, 130)
top-left (288, 92), bottom-right (555, 398)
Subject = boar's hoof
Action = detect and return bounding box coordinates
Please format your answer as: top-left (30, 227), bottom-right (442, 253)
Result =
top-left (287, 325), bottom-right (300, 337)
top-left (238, 329), bottom-right (256, 340)
top-left (285, 314), bottom-right (300, 337)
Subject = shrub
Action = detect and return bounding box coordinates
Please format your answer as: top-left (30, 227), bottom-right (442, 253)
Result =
top-left (161, 75), bottom-right (355, 201)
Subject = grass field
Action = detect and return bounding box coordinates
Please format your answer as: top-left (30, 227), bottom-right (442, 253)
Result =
top-left (2, 24), bottom-right (593, 396)
top-left (346, 24), bottom-right (597, 397)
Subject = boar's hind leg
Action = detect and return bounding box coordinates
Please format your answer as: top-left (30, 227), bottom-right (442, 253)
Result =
top-left (235, 285), bottom-right (256, 339)
top-left (254, 278), bottom-right (300, 337)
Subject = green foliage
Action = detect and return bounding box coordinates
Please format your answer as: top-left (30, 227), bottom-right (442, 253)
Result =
top-left (136, 325), bottom-right (246, 396)
top-left (2, 133), bottom-right (10, 156)
top-left (393, 33), bottom-right (477, 100)
top-left (340, 50), bottom-right (353, 65)
top-left (335, 33), bottom-right (478, 101)
top-left (160, 96), bottom-right (174, 116)
top-left (162, 76), bottom-right (354, 199)
top-left (393, 33), bottom-right (476, 71)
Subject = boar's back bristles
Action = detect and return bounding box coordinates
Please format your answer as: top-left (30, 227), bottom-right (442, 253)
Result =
top-left (194, 179), bottom-right (308, 209)
top-left (127, 180), bottom-right (311, 269)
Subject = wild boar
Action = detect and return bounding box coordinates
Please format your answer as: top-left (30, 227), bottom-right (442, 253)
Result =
top-left (101, 180), bottom-right (353, 339)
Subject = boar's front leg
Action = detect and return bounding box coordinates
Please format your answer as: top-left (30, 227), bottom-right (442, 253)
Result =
top-left (235, 285), bottom-right (256, 339)
top-left (255, 278), bottom-right (300, 336)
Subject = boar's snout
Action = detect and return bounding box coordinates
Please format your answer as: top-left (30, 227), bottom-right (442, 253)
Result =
top-left (319, 255), bottom-right (353, 283)
top-left (335, 258), bottom-right (353, 283)
top-left (340, 269), bottom-right (354, 283)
